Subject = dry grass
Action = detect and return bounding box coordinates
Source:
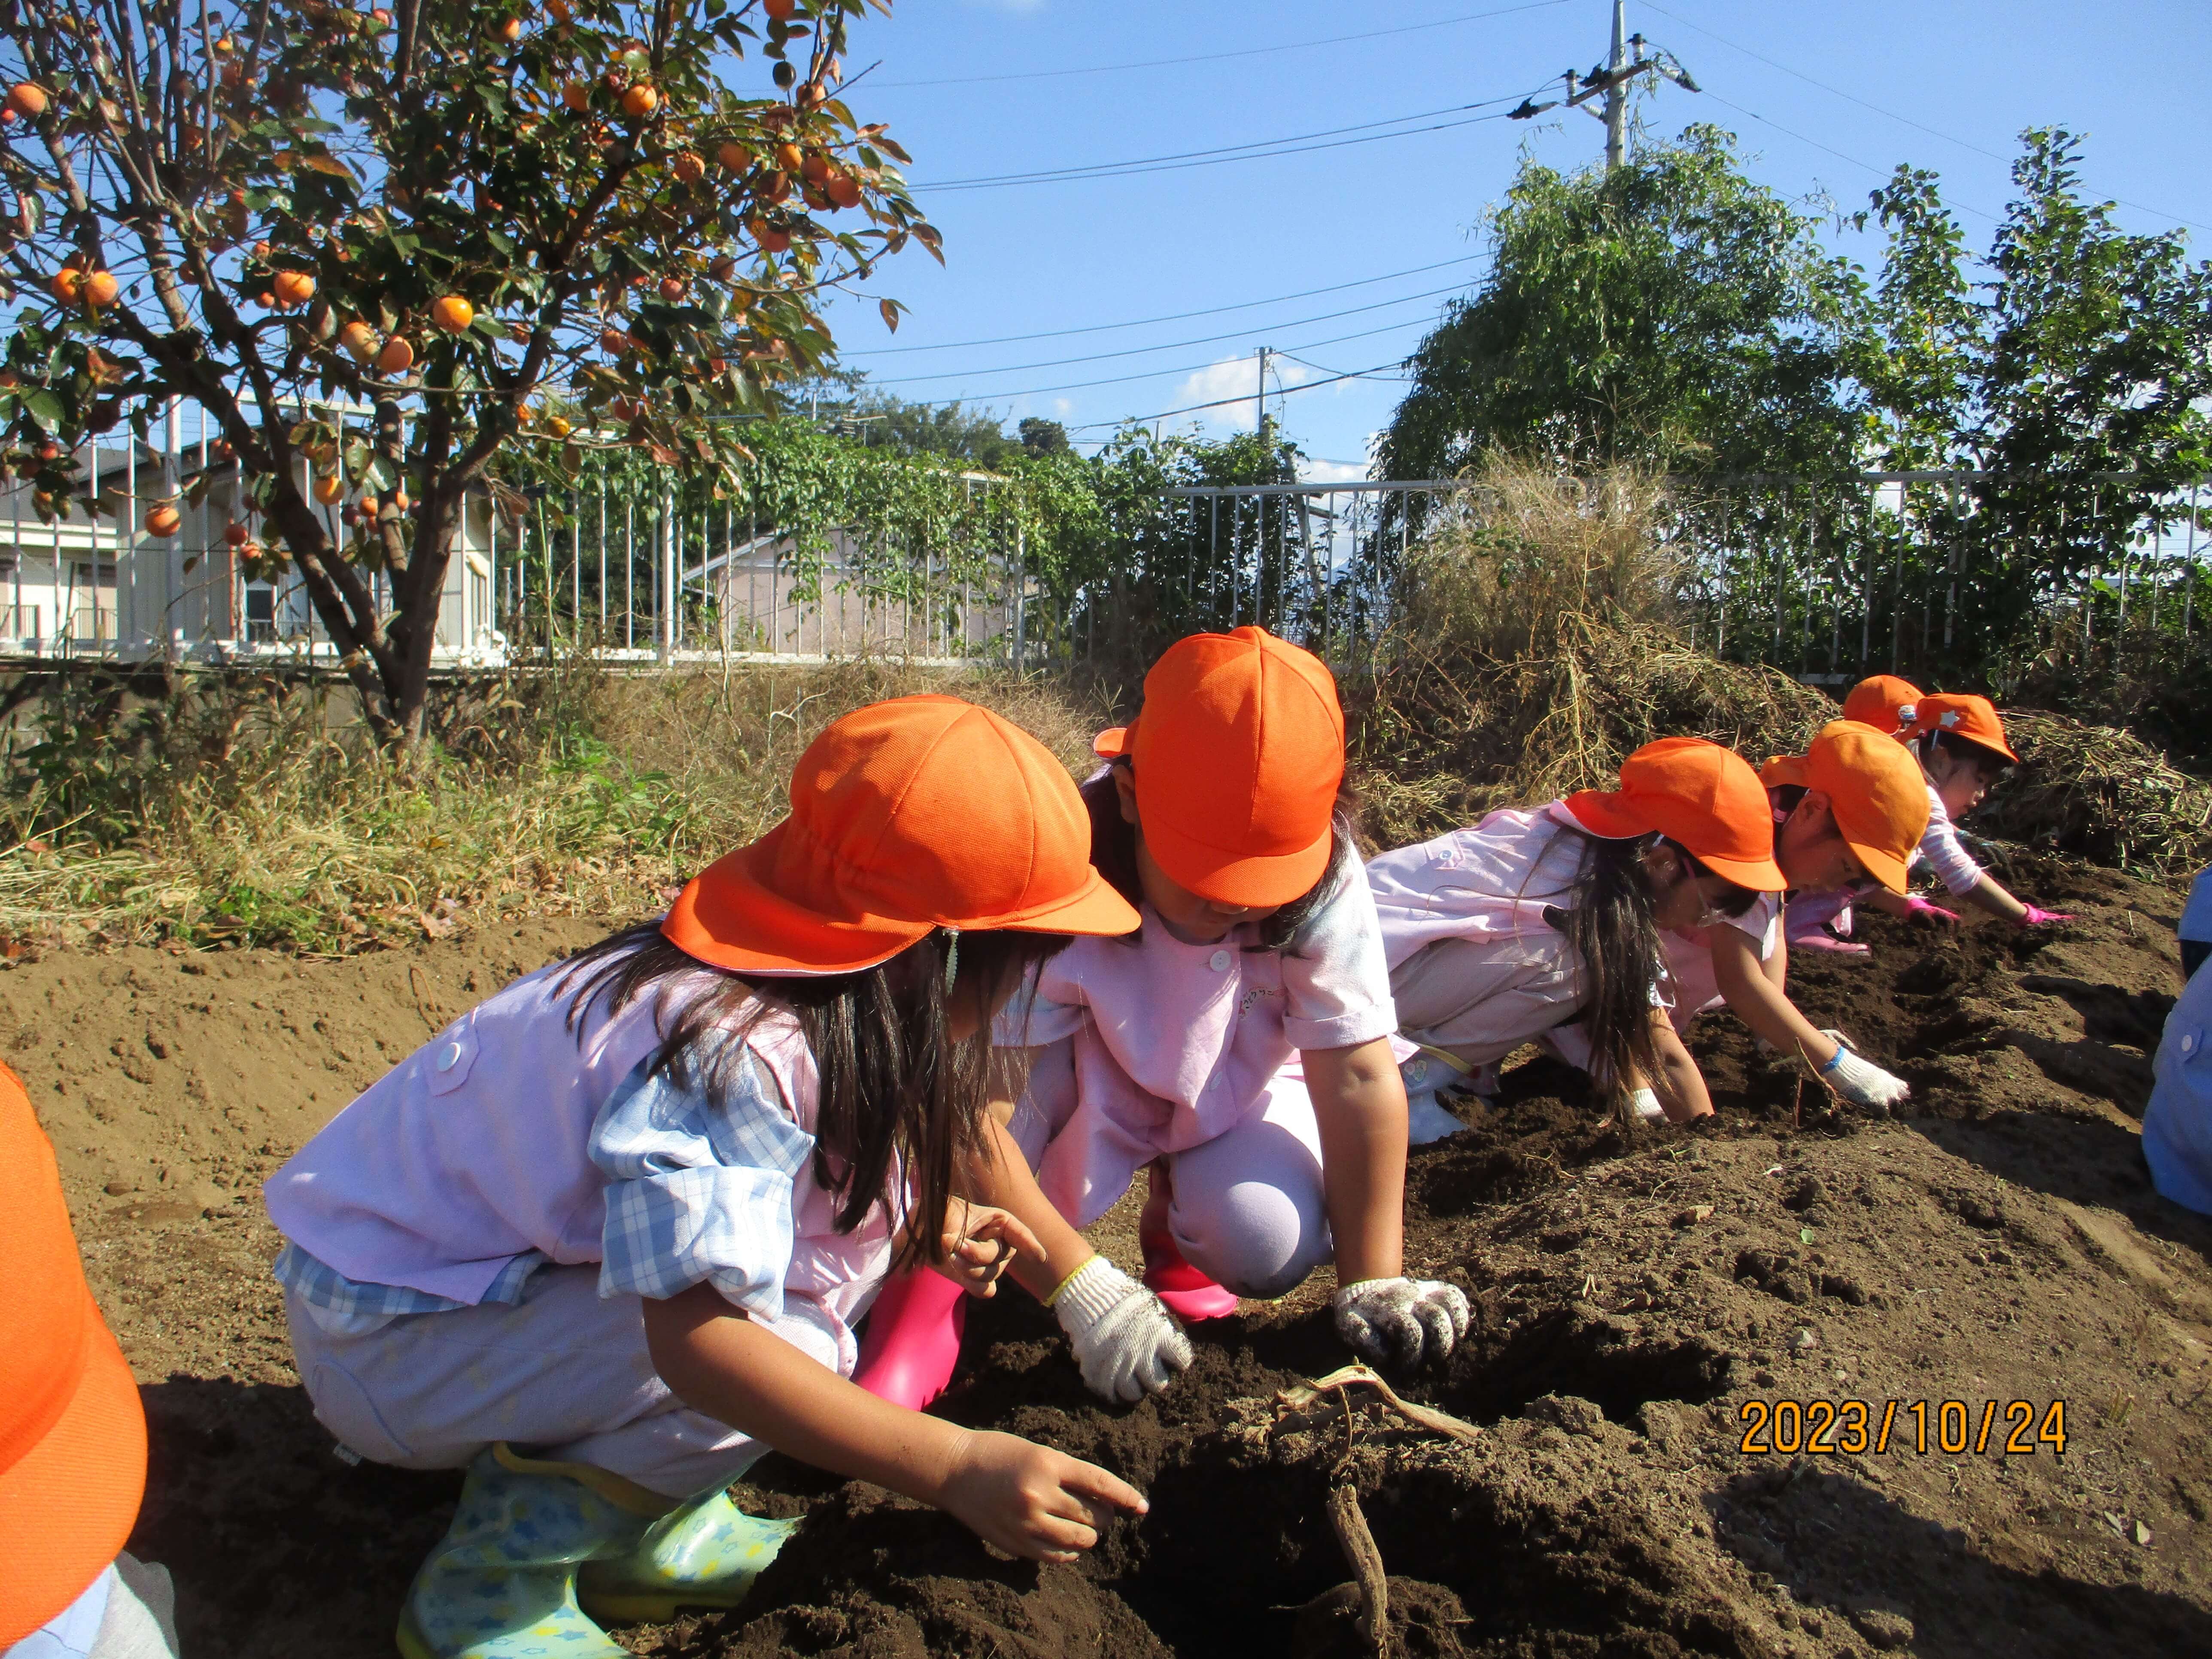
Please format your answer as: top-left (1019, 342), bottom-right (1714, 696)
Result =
top-left (1977, 710), bottom-right (2212, 875)
top-left (1351, 455), bottom-right (1832, 847)
top-left (0, 659), bottom-right (1116, 954)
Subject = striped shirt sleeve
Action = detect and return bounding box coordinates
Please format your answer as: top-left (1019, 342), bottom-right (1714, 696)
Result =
top-left (588, 1039), bottom-right (816, 1318)
top-left (1917, 788), bottom-right (1984, 895)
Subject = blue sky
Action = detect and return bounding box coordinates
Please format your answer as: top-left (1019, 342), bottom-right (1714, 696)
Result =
top-left (820, 0), bottom-right (2212, 477)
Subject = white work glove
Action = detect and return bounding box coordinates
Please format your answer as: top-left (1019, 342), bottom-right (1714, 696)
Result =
top-left (1050, 1256), bottom-right (1193, 1404)
top-left (1817, 1028), bottom-right (1910, 1110)
top-left (1629, 1087), bottom-right (1665, 1122)
top-left (1331, 1277), bottom-right (1470, 1369)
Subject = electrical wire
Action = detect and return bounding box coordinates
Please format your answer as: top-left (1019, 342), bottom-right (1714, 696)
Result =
top-left (921, 98), bottom-right (1535, 191)
top-left (876, 1), bottom-right (1571, 90)
top-left (859, 281), bottom-right (1467, 388)
top-left (839, 252), bottom-right (1487, 357)
top-left (900, 314), bottom-right (1433, 408)
top-left (1642, 0), bottom-right (2212, 234)
top-left (1066, 359), bottom-right (1412, 433)
top-left (1699, 91), bottom-right (2001, 222)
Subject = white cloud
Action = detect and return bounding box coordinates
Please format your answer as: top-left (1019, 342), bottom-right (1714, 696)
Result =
top-left (1297, 457), bottom-right (1371, 484)
top-left (1052, 398), bottom-right (1073, 415)
top-left (1172, 353), bottom-right (1316, 433)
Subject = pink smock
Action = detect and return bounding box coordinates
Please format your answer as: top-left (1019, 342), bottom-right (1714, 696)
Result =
top-left (995, 866), bottom-right (1398, 1229)
top-left (264, 960), bottom-right (898, 1378)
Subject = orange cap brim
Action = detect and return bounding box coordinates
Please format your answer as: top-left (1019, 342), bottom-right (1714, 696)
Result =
top-left (1845, 838), bottom-right (1913, 895)
top-left (1560, 790), bottom-right (1656, 842)
top-left (662, 823), bottom-right (1142, 977)
top-left (1563, 792), bottom-right (1787, 891)
top-left (1092, 725), bottom-right (1131, 760)
top-left (0, 1311), bottom-right (146, 1645)
top-left (1692, 851), bottom-right (1789, 891)
top-left (1140, 808), bottom-right (1335, 911)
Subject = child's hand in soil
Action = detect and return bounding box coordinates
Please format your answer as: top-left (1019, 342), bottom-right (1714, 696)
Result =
top-left (939, 1428), bottom-right (1148, 1562)
top-left (933, 1198), bottom-right (1043, 1299)
top-left (1332, 1276), bottom-right (1470, 1368)
top-left (1817, 1031), bottom-right (1911, 1110)
top-left (1051, 1255), bottom-right (1194, 1403)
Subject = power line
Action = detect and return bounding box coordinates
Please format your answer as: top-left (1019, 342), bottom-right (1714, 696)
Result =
top-left (840, 253), bottom-right (1488, 358)
top-left (860, 282), bottom-right (1470, 389)
top-left (1067, 359), bottom-right (1412, 434)
top-left (1699, 91), bottom-right (2000, 222)
top-left (921, 98), bottom-right (1535, 192)
top-left (876, 1), bottom-right (1571, 89)
top-left (1641, 0), bottom-right (2212, 235)
top-left (908, 315), bottom-right (1431, 409)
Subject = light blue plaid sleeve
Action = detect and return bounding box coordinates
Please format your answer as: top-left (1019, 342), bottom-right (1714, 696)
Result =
top-left (272, 1240), bottom-right (548, 1337)
top-left (588, 1041), bottom-right (816, 1319)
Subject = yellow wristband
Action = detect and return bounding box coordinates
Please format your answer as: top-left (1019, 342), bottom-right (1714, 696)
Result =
top-left (1043, 1253), bottom-right (1101, 1308)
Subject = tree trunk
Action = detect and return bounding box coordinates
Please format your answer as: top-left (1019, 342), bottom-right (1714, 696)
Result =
top-left (386, 490), bottom-right (465, 760)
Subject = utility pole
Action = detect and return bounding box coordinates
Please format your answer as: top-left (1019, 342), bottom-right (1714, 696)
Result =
top-left (1255, 345), bottom-right (1270, 443)
top-left (1507, 0), bottom-right (1698, 170)
top-left (1601, 0), bottom-right (1629, 172)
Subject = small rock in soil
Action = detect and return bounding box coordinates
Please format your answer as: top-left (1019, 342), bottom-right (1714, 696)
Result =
top-left (1849, 1604), bottom-right (1916, 1649)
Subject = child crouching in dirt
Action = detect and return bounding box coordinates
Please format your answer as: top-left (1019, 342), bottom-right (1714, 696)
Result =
top-left (262, 698), bottom-right (1165, 1659)
top-left (1887, 695), bottom-right (2072, 929)
top-left (860, 629), bottom-right (1467, 1402)
top-left (1789, 687), bottom-right (2072, 952)
top-left (1785, 676), bottom-right (1923, 954)
top-left (1364, 738), bottom-right (1787, 1137)
top-left (1690, 720), bottom-right (1930, 1110)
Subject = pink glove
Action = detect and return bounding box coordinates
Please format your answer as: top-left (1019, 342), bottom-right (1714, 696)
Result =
top-left (1903, 896), bottom-right (1962, 925)
top-left (1787, 929), bottom-right (1869, 955)
top-left (2018, 905), bottom-right (2074, 927)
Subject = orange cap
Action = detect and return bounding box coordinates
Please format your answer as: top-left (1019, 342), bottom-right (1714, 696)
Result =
top-left (1562, 738), bottom-right (1787, 890)
top-left (1092, 626), bottom-right (1345, 908)
top-left (0, 1063), bottom-right (147, 1647)
top-left (1841, 675), bottom-right (1923, 738)
top-left (663, 696), bottom-right (1139, 975)
top-left (1907, 693), bottom-right (2019, 764)
top-left (1759, 720), bottom-right (1931, 893)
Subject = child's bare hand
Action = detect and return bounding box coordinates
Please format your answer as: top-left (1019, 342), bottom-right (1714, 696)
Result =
top-left (934, 1198), bottom-right (1042, 1299)
top-left (938, 1428), bottom-right (1147, 1562)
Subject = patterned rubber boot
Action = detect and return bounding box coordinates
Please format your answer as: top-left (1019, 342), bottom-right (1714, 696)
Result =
top-left (577, 1487), bottom-right (796, 1623)
top-left (395, 1444), bottom-right (665, 1659)
top-left (1138, 1161), bottom-right (1240, 1321)
top-left (851, 1268), bottom-right (968, 1410)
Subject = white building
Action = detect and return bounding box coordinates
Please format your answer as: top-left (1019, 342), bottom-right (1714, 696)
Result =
top-left (0, 434), bottom-right (503, 668)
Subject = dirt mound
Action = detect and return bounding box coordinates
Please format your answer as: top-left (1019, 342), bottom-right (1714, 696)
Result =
top-left (19, 863), bottom-right (2212, 1656)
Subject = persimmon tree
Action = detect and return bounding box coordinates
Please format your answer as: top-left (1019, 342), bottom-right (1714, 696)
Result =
top-left (0, 0), bottom-right (934, 747)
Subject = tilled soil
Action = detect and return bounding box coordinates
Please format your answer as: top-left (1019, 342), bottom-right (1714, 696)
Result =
top-left (18, 853), bottom-right (2212, 1658)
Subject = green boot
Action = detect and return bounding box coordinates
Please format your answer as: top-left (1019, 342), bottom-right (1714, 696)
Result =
top-left (395, 1444), bottom-right (671, 1659)
top-left (577, 1486), bottom-right (796, 1623)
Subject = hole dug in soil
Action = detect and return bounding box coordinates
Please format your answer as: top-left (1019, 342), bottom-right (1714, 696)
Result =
top-left (675, 1293), bottom-right (1753, 1659)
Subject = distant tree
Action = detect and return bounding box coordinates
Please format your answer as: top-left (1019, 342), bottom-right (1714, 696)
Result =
top-left (0, 0), bottom-right (933, 749)
top-left (1377, 126), bottom-right (1875, 488)
top-left (1018, 416), bottom-right (1067, 457)
top-left (1967, 131), bottom-right (2212, 594)
top-left (1861, 165), bottom-right (1981, 474)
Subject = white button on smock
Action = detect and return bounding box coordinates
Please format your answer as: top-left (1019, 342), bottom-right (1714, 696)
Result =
top-left (1209, 950), bottom-right (1231, 972)
top-left (436, 1042), bottom-right (464, 1072)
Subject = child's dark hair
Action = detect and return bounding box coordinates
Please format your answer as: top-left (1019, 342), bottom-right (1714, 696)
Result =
top-left (1550, 828), bottom-right (1669, 1107)
top-left (1080, 758), bottom-right (1361, 949)
top-left (556, 922), bottom-right (1069, 1270)
top-left (1915, 729), bottom-right (2012, 782)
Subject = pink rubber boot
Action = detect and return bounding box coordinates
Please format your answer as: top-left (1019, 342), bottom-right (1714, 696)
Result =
top-left (851, 1268), bottom-right (967, 1410)
top-left (1138, 1162), bottom-right (1240, 1322)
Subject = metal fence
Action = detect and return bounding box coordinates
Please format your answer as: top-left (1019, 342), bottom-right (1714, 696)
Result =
top-left (8, 417), bottom-right (2206, 688)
